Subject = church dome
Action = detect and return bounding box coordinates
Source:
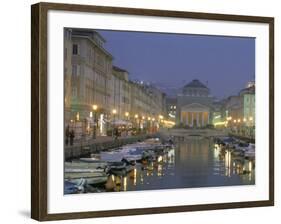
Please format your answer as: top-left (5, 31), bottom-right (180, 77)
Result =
top-left (183, 79), bottom-right (210, 97)
top-left (184, 79), bottom-right (208, 89)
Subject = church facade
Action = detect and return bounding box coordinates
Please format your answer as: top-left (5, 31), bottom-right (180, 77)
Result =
top-left (176, 79), bottom-right (214, 127)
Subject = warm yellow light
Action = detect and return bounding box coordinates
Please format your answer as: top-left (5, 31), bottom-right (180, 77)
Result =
top-left (125, 112), bottom-right (129, 117)
top-left (134, 114), bottom-right (138, 118)
top-left (238, 119), bottom-right (241, 123)
top-left (92, 104), bottom-right (98, 111)
top-left (112, 109), bottom-right (117, 114)
top-left (76, 112), bottom-right (80, 121)
top-left (249, 117), bottom-right (253, 121)
top-left (159, 115), bottom-right (164, 119)
top-left (214, 121), bottom-right (226, 126)
top-left (89, 111), bottom-right (93, 118)
top-left (142, 116), bottom-right (145, 120)
top-left (234, 120), bottom-right (237, 123)
top-left (148, 117), bottom-right (151, 121)
top-left (243, 118), bottom-right (247, 122)
top-left (70, 119), bottom-right (74, 123)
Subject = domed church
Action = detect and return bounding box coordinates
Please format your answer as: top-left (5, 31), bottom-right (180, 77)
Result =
top-left (176, 79), bottom-right (214, 127)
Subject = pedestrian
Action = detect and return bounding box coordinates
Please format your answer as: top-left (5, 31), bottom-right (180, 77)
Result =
top-left (65, 125), bottom-right (70, 146)
top-left (114, 128), bottom-right (119, 141)
top-left (70, 130), bottom-right (75, 146)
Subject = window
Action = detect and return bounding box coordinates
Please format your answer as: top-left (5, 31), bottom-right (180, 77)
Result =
top-left (72, 44), bottom-right (78, 55)
top-left (72, 65), bottom-right (77, 76)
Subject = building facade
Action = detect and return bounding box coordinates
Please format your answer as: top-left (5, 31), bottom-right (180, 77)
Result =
top-left (176, 79), bottom-right (213, 127)
top-left (111, 66), bottom-right (131, 121)
top-left (166, 97), bottom-right (177, 121)
top-left (239, 83), bottom-right (255, 126)
top-left (64, 28), bottom-right (167, 139)
top-left (65, 29), bottom-right (113, 138)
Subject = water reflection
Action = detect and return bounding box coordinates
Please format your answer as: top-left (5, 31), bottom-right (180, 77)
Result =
top-left (88, 138), bottom-right (255, 193)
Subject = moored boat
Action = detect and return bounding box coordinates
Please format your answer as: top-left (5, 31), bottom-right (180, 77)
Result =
top-left (65, 172), bottom-right (108, 185)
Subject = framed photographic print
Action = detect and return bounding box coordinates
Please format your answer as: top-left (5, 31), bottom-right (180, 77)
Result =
top-left (31, 2), bottom-right (274, 221)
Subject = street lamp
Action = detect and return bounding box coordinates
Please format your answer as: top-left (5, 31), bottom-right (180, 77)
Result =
top-left (92, 104), bottom-right (98, 139)
top-left (112, 109), bottom-right (117, 137)
top-left (125, 112), bottom-right (129, 120)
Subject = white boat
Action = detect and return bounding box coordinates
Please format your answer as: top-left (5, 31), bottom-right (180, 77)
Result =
top-left (79, 158), bottom-right (108, 167)
top-left (100, 151), bottom-right (125, 162)
top-left (65, 172), bottom-right (108, 185)
top-left (123, 154), bottom-right (142, 162)
top-left (65, 161), bottom-right (107, 170)
top-left (65, 168), bottom-right (105, 173)
top-left (64, 180), bottom-right (85, 194)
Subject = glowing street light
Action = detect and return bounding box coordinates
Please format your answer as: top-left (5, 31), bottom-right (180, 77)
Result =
top-left (76, 112), bottom-right (80, 121)
top-left (125, 112), bottom-right (129, 117)
top-left (243, 118), bottom-right (247, 122)
top-left (92, 104), bottom-right (98, 139)
top-left (93, 104), bottom-right (98, 111)
top-left (134, 114), bottom-right (138, 119)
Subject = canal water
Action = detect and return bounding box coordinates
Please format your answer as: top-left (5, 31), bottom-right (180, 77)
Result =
top-left (87, 137), bottom-right (255, 193)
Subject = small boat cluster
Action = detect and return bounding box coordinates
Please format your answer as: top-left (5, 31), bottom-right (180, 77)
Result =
top-left (64, 138), bottom-right (174, 194)
top-left (214, 137), bottom-right (255, 160)
top-left (214, 136), bottom-right (255, 175)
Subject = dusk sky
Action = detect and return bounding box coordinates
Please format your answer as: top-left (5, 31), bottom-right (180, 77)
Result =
top-left (99, 30), bottom-right (255, 99)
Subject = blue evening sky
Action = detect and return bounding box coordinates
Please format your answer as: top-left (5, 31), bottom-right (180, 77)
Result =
top-left (98, 30), bottom-right (255, 99)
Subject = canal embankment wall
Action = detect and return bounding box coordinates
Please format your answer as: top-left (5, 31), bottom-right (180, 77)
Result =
top-left (65, 134), bottom-right (159, 160)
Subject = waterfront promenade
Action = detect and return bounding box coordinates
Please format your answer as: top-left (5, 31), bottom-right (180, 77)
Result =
top-left (64, 128), bottom-right (254, 160)
top-left (65, 134), bottom-right (153, 160)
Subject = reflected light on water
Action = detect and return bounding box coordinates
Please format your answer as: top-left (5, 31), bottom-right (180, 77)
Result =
top-left (133, 168), bottom-right (137, 185)
top-left (225, 150), bottom-right (232, 177)
top-left (76, 139), bottom-right (255, 194)
top-left (157, 164), bottom-right (163, 177)
top-left (123, 177), bottom-right (127, 191)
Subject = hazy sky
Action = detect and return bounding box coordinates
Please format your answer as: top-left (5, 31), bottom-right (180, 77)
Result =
top-left (98, 30), bottom-right (255, 99)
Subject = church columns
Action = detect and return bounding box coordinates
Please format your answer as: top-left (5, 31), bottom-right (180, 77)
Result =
top-left (180, 110), bottom-right (210, 127)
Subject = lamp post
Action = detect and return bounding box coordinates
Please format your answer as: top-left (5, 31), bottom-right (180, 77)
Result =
top-left (92, 104), bottom-right (98, 139)
top-left (152, 117), bottom-right (155, 133)
top-left (148, 117), bottom-right (151, 133)
top-left (112, 109), bottom-right (117, 137)
top-left (249, 116), bottom-right (253, 139)
top-left (134, 114), bottom-right (139, 134)
top-left (125, 112), bottom-right (129, 135)
top-left (125, 112), bottom-right (129, 121)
